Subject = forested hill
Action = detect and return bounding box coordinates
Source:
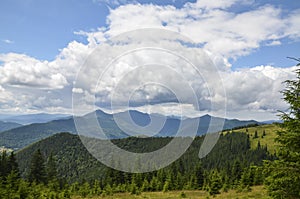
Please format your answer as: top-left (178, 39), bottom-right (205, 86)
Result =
top-left (16, 130), bottom-right (275, 184)
top-left (0, 118), bottom-right (77, 150)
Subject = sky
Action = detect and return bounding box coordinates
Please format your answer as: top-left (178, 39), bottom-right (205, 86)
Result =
top-left (0, 0), bottom-right (300, 121)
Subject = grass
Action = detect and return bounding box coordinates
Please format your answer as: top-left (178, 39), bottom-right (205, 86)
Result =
top-left (72, 186), bottom-right (270, 199)
top-left (231, 124), bottom-right (281, 154)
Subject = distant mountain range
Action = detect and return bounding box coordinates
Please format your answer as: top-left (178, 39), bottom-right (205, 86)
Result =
top-left (0, 113), bottom-right (71, 125)
top-left (0, 121), bottom-right (22, 132)
top-left (0, 110), bottom-right (261, 150)
top-left (261, 119), bottom-right (282, 124)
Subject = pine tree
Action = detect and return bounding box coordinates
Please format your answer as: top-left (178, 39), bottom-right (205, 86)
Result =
top-left (264, 60), bottom-right (300, 199)
top-left (46, 152), bottom-right (58, 181)
top-left (194, 162), bottom-right (204, 189)
top-left (141, 178), bottom-right (149, 192)
top-left (4, 171), bottom-right (21, 198)
top-left (8, 152), bottom-right (19, 174)
top-left (240, 167), bottom-right (254, 187)
top-left (130, 178), bottom-right (140, 195)
top-left (0, 151), bottom-right (8, 178)
top-left (28, 149), bottom-right (47, 184)
top-left (253, 130), bottom-right (258, 139)
top-left (208, 170), bottom-right (222, 196)
top-left (253, 166), bottom-right (263, 185)
top-left (231, 160), bottom-right (242, 183)
top-left (262, 130), bottom-right (266, 137)
top-left (79, 182), bottom-right (90, 197)
top-left (257, 140), bottom-right (261, 150)
top-left (91, 180), bottom-right (102, 195)
top-left (162, 180), bottom-right (170, 192)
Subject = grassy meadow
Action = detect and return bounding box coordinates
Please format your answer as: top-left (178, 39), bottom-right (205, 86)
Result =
top-left (72, 186), bottom-right (270, 199)
top-left (231, 124), bottom-right (280, 153)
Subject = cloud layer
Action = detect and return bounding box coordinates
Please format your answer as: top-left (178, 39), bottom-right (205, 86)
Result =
top-left (0, 0), bottom-right (299, 120)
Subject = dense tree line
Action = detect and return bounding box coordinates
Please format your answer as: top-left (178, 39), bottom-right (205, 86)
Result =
top-left (0, 130), bottom-right (275, 198)
top-left (0, 150), bottom-right (70, 198)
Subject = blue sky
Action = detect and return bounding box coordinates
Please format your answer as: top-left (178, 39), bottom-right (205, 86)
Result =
top-left (0, 0), bottom-right (108, 60)
top-left (0, 0), bottom-right (300, 120)
top-left (1, 0), bottom-right (299, 67)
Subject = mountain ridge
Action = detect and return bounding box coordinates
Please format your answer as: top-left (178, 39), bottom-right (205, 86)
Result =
top-left (0, 121), bottom-right (22, 132)
top-left (0, 109), bottom-right (260, 150)
top-left (0, 113), bottom-right (71, 125)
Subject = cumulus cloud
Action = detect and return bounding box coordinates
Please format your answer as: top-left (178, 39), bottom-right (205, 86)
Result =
top-left (0, 86), bottom-right (13, 104)
top-left (102, 2), bottom-right (294, 59)
top-left (221, 66), bottom-right (296, 112)
top-left (0, 0), bottom-right (299, 119)
top-left (0, 53), bottom-right (68, 89)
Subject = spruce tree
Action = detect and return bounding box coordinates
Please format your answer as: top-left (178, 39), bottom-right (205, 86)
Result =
top-left (208, 170), bottom-right (222, 196)
top-left (194, 162), bottom-right (204, 189)
top-left (262, 130), bottom-right (266, 137)
top-left (265, 60), bottom-right (300, 199)
top-left (8, 151), bottom-right (19, 175)
top-left (253, 130), bottom-right (258, 139)
top-left (0, 151), bottom-right (8, 178)
top-left (28, 149), bottom-right (47, 184)
top-left (231, 160), bottom-right (242, 183)
top-left (46, 152), bottom-right (58, 181)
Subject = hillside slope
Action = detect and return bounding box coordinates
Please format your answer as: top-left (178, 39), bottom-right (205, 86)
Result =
top-left (0, 121), bottom-right (22, 132)
top-left (16, 131), bottom-right (274, 183)
top-left (231, 124), bottom-right (280, 153)
top-left (0, 118), bottom-right (77, 150)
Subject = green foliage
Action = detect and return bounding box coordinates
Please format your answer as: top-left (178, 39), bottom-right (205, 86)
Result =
top-left (264, 64), bottom-right (300, 199)
top-left (9, 128), bottom-right (277, 197)
top-left (46, 152), bottom-right (58, 182)
top-left (238, 124), bottom-right (280, 154)
top-left (28, 149), bottom-right (47, 184)
top-left (194, 162), bottom-right (204, 189)
top-left (103, 184), bottom-right (113, 196)
top-left (262, 130), bottom-right (266, 137)
top-left (78, 181), bottom-right (90, 197)
top-left (207, 170), bottom-right (222, 196)
top-left (163, 180), bottom-right (171, 192)
top-left (253, 130), bottom-right (259, 139)
top-left (0, 151), bottom-right (20, 179)
top-left (264, 160), bottom-right (299, 199)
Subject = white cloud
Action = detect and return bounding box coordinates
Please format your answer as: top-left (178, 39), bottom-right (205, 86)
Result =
top-left (0, 0), bottom-right (299, 119)
top-left (221, 66), bottom-right (296, 113)
top-left (72, 88), bottom-right (84, 94)
top-left (285, 9), bottom-right (300, 39)
top-left (0, 86), bottom-right (13, 104)
top-left (2, 39), bottom-right (14, 44)
top-left (266, 40), bottom-right (281, 46)
top-left (0, 53), bottom-right (68, 89)
top-left (192, 0), bottom-right (249, 9)
top-left (101, 2), bottom-right (296, 59)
